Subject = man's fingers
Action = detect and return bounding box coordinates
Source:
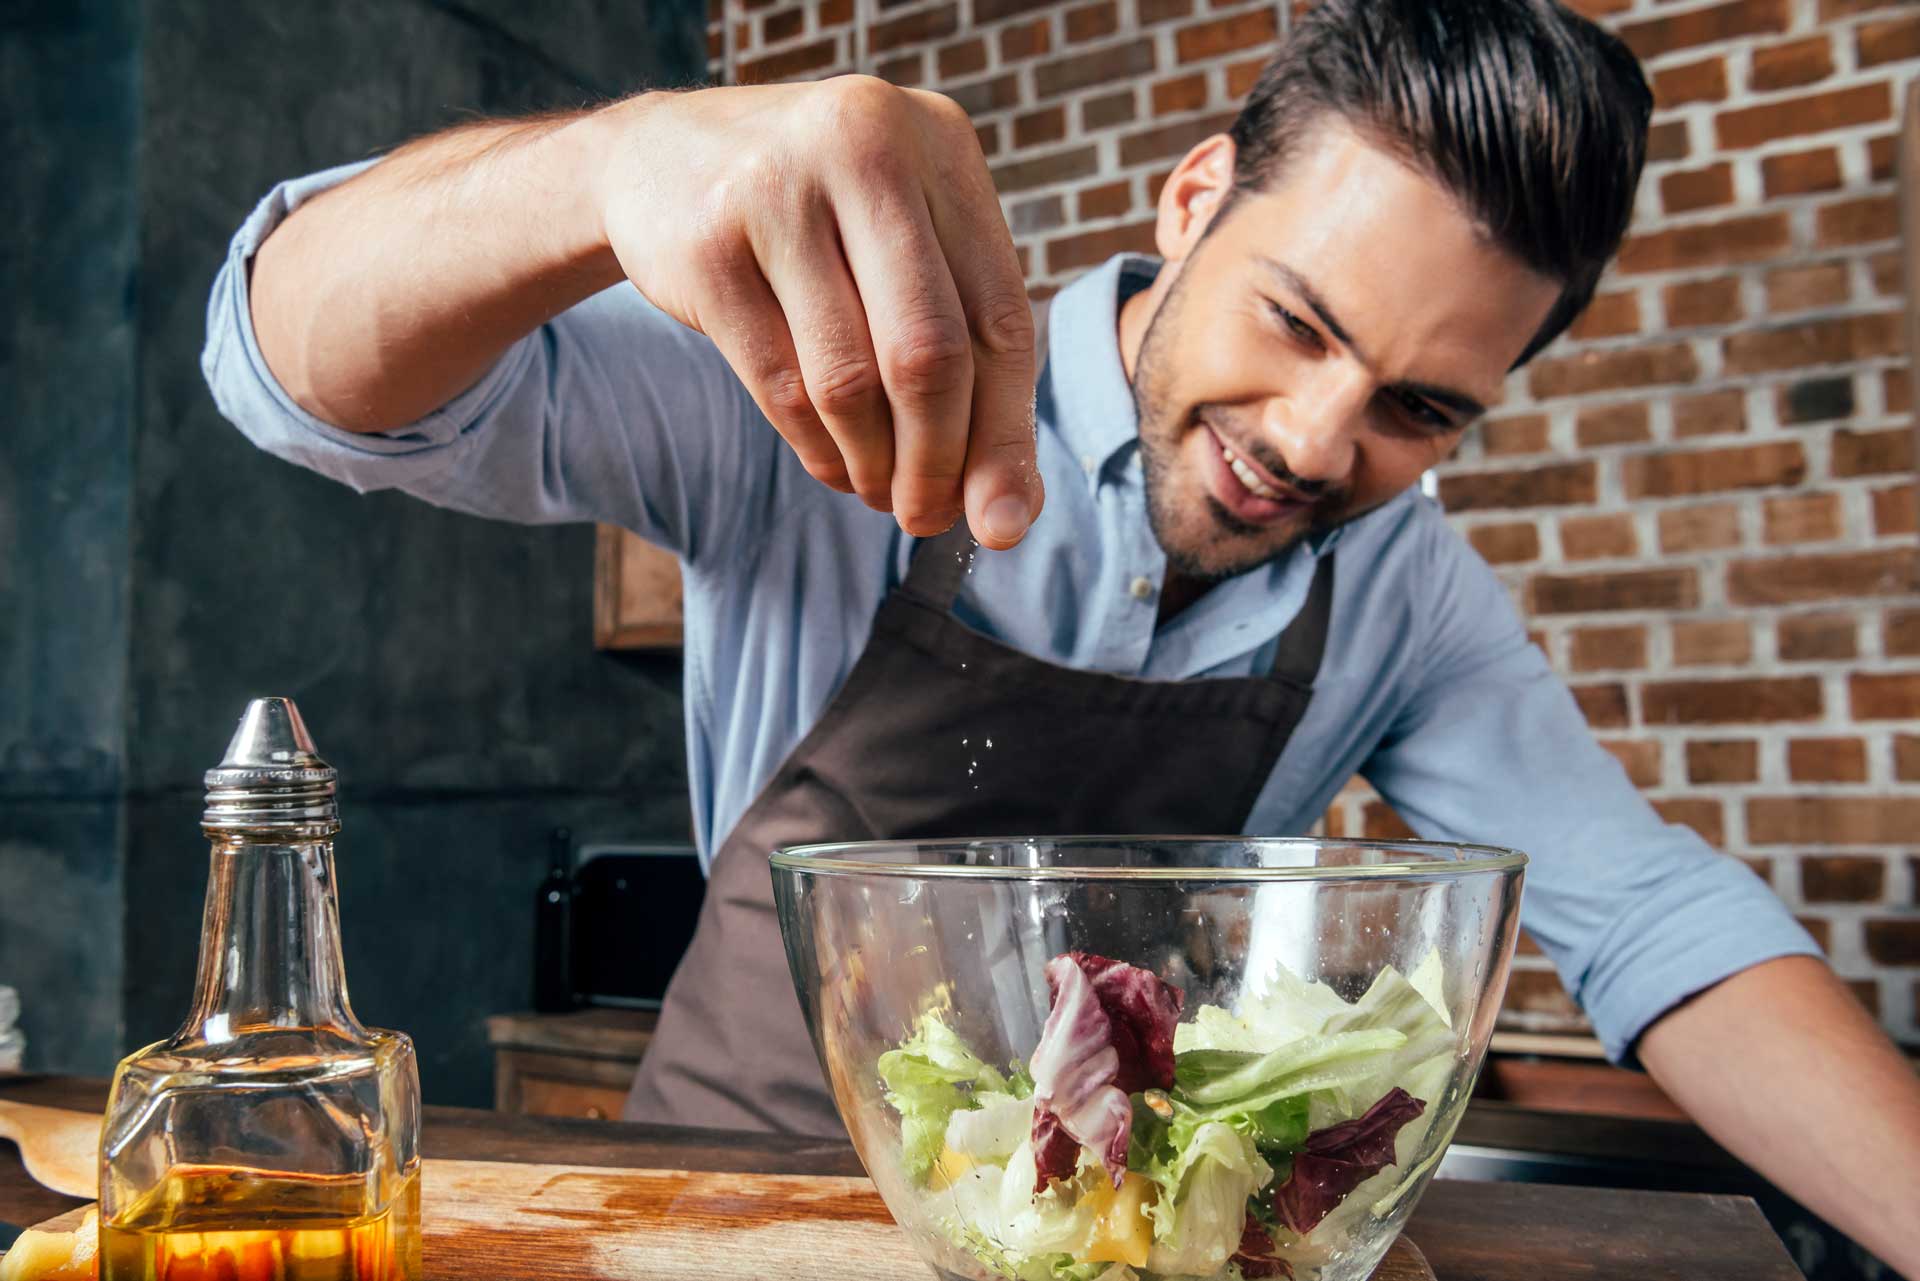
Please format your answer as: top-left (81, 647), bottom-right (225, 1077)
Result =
top-left (912, 91), bottom-right (1043, 550)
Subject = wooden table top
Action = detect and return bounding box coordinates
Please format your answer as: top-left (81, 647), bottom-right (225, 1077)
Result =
top-left (0, 1075), bottom-right (1799, 1280)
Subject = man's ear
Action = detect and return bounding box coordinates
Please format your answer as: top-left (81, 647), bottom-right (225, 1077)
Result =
top-left (1155, 134), bottom-right (1237, 264)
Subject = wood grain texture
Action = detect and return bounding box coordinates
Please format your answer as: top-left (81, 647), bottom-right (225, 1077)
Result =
top-left (20, 1159), bottom-right (1435, 1281)
top-left (594, 525), bottom-right (683, 650)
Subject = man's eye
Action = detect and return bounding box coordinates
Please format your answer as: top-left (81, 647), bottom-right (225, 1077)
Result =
top-left (1391, 389), bottom-right (1451, 430)
top-left (1269, 302), bottom-right (1321, 348)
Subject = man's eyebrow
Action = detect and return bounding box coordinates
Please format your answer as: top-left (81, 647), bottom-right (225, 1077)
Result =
top-left (1254, 254), bottom-right (1487, 422)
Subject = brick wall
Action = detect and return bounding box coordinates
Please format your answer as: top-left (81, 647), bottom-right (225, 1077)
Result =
top-left (701, 0), bottom-right (1920, 1050)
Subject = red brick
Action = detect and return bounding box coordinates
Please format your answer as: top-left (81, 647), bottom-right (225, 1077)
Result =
top-left (1762, 147), bottom-right (1844, 197)
top-left (1438, 461), bottom-right (1597, 512)
top-left (947, 72), bottom-right (1021, 116)
top-left (1687, 739), bottom-right (1759, 784)
top-left (1874, 485), bottom-right (1917, 537)
top-left (1572, 683), bottom-right (1631, 729)
top-left (1789, 738), bottom-right (1870, 784)
top-left (998, 17), bottom-right (1051, 62)
top-left (1715, 82), bottom-right (1893, 151)
top-left (1617, 215), bottom-right (1791, 276)
top-left (1887, 610), bottom-right (1920, 658)
top-left (1138, 0), bottom-right (1194, 23)
top-left (1749, 797), bottom-right (1920, 845)
top-left (1077, 180), bottom-right (1133, 221)
top-left (1082, 89), bottom-right (1137, 130)
top-left (1035, 38), bottom-right (1156, 99)
top-left (1601, 738), bottom-right (1664, 789)
top-left (1833, 428), bottom-right (1915, 479)
top-left (937, 37), bottom-right (988, 79)
top-left (737, 36), bottom-right (839, 83)
top-left (1009, 193), bottom-right (1065, 236)
top-left (1869, 249), bottom-right (1904, 297)
top-left (1777, 375), bottom-right (1855, 425)
top-left (1619, 0), bottom-right (1789, 61)
top-left (1528, 344), bottom-right (1702, 399)
top-left (1568, 291), bottom-right (1643, 342)
top-left (1482, 415), bottom-right (1550, 456)
top-left (706, 26), bottom-right (723, 61)
top-left (820, 0), bottom-right (852, 23)
top-left (1763, 492), bottom-right (1843, 545)
top-left (1763, 262), bottom-right (1850, 314)
top-left (1653, 798), bottom-right (1726, 847)
top-left (762, 6), bottom-right (805, 43)
top-left (1561, 514), bottom-right (1640, 561)
top-left (1576, 403), bottom-right (1653, 449)
top-left (1175, 7), bottom-right (1278, 62)
top-left (991, 145), bottom-right (1100, 194)
top-left (1658, 503), bottom-right (1743, 553)
top-left (1896, 734), bottom-right (1920, 782)
top-left (1531, 568), bottom-right (1700, 615)
top-left (1571, 624), bottom-right (1649, 672)
top-left (1748, 35), bottom-right (1835, 92)
top-left (1643, 676), bottom-right (1822, 725)
top-left (1722, 313), bottom-right (1904, 374)
top-left (1662, 163), bottom-right (1735, 214)
top-left (1778, 613), bottom-right (1858, 662)
top-left (1468, 522), bottom-right (1542, 565)
top-left (974, 0), bottom-right (1059, 22)
top-left (1152, 72), bottom-right (1209, 114)
top-left (976, 120), bottom-right (1001, 158)
top-left (1664, 278), bottom-right (1744, 329)
top-left (1864, 919), bottom-right (1920, 966)
top-left (1857, 14), bottom-right (1920, 67)
top-left (1648, 120), bottom-right (1690, 164)
top-left (867, 2), bottom-right (957, 54)
top-left (1013, 106), bottom-right (1068, 150)
top-left (1807, 881), bottom-right (1870, 922)
top-left (1672, 390), bottom-right (1746, 439)
top-left (1623, 441), bottom-right (1806, 500)
top-left (1119, 111), bottom-right (1237, 166)
top-left (1225, 54), bottom-right (1267, 99)
top-left (1065, 0), bottom-right (1119, 43)
top-left (1045, 218), bottom-right (1159, 272)
top-left (1817, 195), bottom-right (1899, 248)
top-left (1852, 672), bottom-right (1920, 721)
top-left (1797, 914), bottom-right (1833, 951)
top-left (1672, 619), bottom-right (1753, 666)
top-left (1653, 56), bottom-right (1729, 107)
top-left (1868, 133), bottom-right (1897, 182)
top-left (1729, 549), bottom-right (1918, 605)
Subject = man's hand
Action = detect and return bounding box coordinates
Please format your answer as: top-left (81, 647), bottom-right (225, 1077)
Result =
top-left (590, 80), bottom-right (1045, 549)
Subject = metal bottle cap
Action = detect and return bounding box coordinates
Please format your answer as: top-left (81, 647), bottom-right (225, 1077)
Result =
top-left (203, 697), bottom-right (339, 832)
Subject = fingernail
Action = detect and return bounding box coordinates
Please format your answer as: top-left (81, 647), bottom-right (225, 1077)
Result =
top-left (983, 494), bottom-right (1031, 543)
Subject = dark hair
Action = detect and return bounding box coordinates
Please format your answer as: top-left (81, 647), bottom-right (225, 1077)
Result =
top-left (1226, 0), bottom-right (1653, 367)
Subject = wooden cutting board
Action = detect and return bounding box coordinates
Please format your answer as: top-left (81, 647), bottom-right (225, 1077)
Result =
top-left (0, 1100), bottom-right (98, 1199)
top-left (16, 1158), bottom-right (1436, 1280)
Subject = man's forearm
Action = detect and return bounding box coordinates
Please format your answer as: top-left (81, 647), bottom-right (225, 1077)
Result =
top-left (1636, 954), bottom-right (1920, 1274)
top-left (249, 105), bottom-right (637, 433)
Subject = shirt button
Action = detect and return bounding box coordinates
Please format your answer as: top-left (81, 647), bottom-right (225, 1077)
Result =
top-left (1129, 576), bottom-right (1155, 601)
top-left (1081, 454), bottom-right (1097, 474)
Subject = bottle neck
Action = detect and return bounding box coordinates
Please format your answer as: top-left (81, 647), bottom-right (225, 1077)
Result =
top-left (184, 830), bottom-right (364, 1043)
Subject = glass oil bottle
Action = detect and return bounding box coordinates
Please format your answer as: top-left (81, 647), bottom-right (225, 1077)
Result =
top-left (98, 698), bottom-right (422, 1281)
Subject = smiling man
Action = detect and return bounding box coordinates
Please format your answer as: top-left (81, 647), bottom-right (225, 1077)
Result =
top-left (203, 0), bottom-right (1918, 1269)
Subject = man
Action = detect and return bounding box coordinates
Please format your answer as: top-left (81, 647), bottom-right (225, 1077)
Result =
top-left (205, 0), bottom-right (1919, 1268)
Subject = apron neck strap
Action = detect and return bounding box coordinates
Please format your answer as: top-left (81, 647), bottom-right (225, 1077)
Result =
top-left (1269, 552), bottom-right (1336, 685)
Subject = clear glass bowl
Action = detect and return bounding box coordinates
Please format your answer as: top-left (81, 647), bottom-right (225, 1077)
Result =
top-left (771, 838), bottom-right (1526, 1281)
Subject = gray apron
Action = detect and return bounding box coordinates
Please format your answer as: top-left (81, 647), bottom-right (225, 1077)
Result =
top-left (623, 518), bottom-right (1337, 1135)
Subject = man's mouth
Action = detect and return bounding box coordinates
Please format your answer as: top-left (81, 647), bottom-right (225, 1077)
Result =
top-left (1201, 424), bottom-right (1311, 526)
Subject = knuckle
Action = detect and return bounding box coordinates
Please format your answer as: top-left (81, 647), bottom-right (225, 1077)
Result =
top-left (970, 291), bottom-right (1037, 360)
top-left (760, 367), bottom-right (818, 423)
top-left (882, 319), bottom-right (972, 396)
top-left (806, 355), bottom-right (884, 416)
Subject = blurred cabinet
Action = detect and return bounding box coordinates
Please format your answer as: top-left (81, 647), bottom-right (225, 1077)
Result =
top-left (486, 1008), bottom-right (657, 1120)
top-left (595, 525), bottom-right (682, 650)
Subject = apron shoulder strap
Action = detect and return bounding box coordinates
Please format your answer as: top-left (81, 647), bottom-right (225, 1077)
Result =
top-left (1269, 552), bottom-right (1336, 686)
top-left (901, 295), bottom-right (1056, 610)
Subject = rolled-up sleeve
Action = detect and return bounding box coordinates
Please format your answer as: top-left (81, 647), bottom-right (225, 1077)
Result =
top-left (201, 160), bottom-right (786, 566)
top-left (1363, 524), bottom-right (1822, 1064)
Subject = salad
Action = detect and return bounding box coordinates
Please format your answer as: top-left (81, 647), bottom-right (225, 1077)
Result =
top-left (877, 951), bottom-right (1458, 1281)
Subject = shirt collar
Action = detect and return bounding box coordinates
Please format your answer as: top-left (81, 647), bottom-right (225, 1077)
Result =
top-left (1046, 252), bottom-right (1356, 558)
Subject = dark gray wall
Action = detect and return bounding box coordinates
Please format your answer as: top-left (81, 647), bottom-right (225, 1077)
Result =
top-left (4, 0), bottom-right (708, 1107)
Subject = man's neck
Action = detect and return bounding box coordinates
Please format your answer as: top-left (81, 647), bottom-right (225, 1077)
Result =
top-left (1157, 572), bottom-right (1213, 625)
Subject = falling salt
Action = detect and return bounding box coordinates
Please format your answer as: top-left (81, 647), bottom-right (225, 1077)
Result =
top-left (985, 738), bottom-right (994, 749)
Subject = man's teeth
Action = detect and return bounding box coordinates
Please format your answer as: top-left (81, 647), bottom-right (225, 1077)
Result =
top-left (1220, 445), bottom-right (1282, 500)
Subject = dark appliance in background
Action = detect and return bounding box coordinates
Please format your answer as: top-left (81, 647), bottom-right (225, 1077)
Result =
top-left (531, 832), bottom-right (706, 1012)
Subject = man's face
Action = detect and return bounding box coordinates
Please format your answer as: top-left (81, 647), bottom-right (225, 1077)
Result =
top-left (1129, 124), bottom-right (1563, 581)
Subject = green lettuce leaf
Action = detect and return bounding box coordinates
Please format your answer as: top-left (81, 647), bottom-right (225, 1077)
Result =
top-left (1134, 1117), bottom-right (1273, 1277)
top-left (880, 1012), bottom-right (1010, 1181)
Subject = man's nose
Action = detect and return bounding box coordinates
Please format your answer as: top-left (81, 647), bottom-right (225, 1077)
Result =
top-left (1262, 362), bottom-right (1371, 485)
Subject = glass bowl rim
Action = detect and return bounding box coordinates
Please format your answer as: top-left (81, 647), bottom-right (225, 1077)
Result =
top-left (769, 835), bottom-right (1527, 881)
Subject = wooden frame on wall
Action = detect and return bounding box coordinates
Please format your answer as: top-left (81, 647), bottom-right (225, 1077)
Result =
top-left (594, 525), bottom-right (683, 650)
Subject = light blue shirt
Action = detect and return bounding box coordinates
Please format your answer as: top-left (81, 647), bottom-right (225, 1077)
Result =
top-left (203, 160), bottom-right (1819, 1062)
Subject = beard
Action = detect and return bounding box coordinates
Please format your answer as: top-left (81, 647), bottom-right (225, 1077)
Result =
top-left (1130, 264), bottom-right (1356, 584)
